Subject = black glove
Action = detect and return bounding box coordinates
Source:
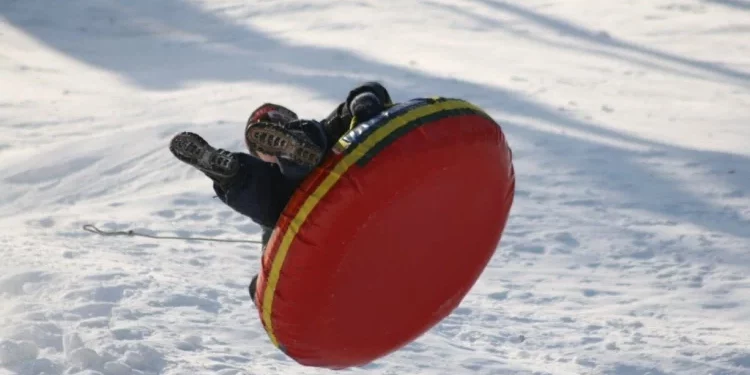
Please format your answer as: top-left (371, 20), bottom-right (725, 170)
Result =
top-left (344, 82), bottom-right (393, 124)
top-left (348, 92), bottom-right (383, 123)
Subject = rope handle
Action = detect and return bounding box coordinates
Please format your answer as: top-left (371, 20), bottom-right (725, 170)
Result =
top-left (82, 224), bottom-right (262, 244)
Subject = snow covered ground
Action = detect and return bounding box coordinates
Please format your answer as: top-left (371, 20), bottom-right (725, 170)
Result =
top-left (1, 0), bottom-right (749, 374)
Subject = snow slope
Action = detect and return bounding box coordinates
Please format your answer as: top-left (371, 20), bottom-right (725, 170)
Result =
top-left (1, 0), bottom-right (749, 374)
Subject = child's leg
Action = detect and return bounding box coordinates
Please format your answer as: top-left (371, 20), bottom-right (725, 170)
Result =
top-left (170, 132), bottom-right (240, 185)
top-left (245, 119), bottom-right (329, 180)
top-left (170, 132), bottom-right (300, 229)
top-left (212, 153), bottom-right (300, 229)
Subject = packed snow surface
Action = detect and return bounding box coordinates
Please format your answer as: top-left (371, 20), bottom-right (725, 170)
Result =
top-left (1, 0), bottom-right (749, 374)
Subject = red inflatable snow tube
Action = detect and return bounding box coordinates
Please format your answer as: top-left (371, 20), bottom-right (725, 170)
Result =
top-left (253, 98), bottom-right (515, 369)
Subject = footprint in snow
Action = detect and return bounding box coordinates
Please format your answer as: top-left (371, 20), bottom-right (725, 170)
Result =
top-left (153, 209), bottom-right (176, 219)
top-left (172, 198), bottom-right (199, 206)
top-left (0, 271), bottom-right (55, 296)
top-left (63, 285), bottom-right (127, 304)
top-left (149, 293), bottom-right (222, 313)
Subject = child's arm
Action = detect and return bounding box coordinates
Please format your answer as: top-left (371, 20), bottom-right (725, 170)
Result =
top-left (321, 82), bottom-right (393, 144)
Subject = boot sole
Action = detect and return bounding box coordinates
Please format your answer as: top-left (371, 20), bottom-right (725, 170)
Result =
top-left (245, 124), bottom-right (323, 168)
top-left (170, 132), bottom-right (239, 178)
